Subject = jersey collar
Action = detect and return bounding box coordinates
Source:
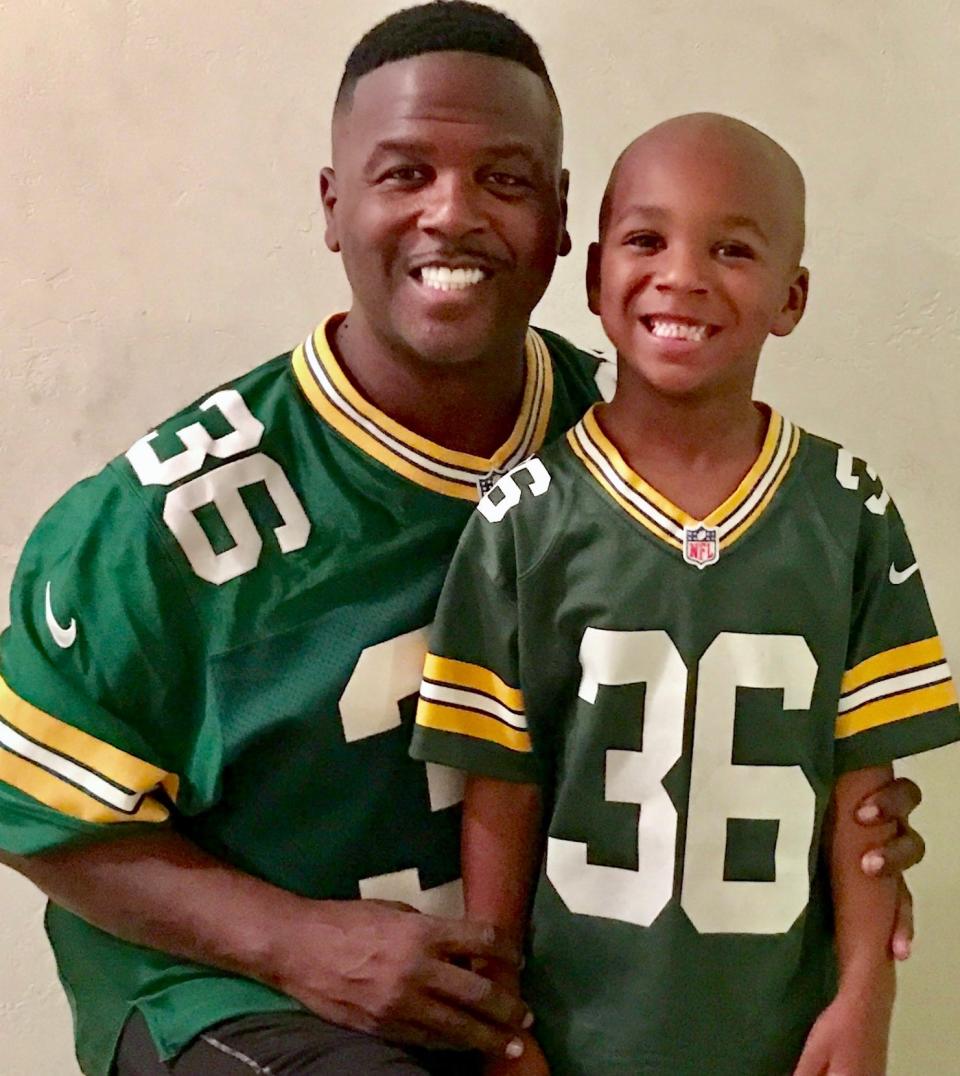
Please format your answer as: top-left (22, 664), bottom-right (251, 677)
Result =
top-left (292, 315), bottom-right (555, 502)
top-left (567, 404), bottom-right (800, 556)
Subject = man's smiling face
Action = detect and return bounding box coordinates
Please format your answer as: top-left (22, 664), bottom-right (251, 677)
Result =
top-left (587, 114), bottom-right (808, 401)
top-left (322, 51), bottom-right (569, 370)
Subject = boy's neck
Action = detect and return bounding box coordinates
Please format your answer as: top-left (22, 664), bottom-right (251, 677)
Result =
top-left (597, 381), bottom-right (768, 522)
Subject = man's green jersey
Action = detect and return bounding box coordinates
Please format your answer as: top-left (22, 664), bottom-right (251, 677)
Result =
top-left (412, 405), bottom-right (960, 1076)
top-left (0, 316), bottom-right (603, 1075)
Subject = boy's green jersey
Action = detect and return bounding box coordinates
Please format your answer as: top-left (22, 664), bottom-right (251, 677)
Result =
top-left (412, 405), bottom-right (960, 1076)
top-left (0, 316), bottom-right (602, 1076)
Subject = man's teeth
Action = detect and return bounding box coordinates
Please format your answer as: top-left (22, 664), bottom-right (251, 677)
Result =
top-left (649, 319), bottom-right (709, 342)
top-left (420, 266), bottom-right (486, 291)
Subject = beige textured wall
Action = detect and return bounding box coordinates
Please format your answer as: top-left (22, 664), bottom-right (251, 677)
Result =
top-left (2, 2), bottom-right (958, 1072)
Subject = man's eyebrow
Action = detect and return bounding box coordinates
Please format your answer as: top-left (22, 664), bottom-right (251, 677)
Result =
top-left (365, 138), bottom-right (540, 164)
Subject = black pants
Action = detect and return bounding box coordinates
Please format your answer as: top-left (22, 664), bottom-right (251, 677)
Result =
top-left (115, 1010), bottom-right (480, 1076)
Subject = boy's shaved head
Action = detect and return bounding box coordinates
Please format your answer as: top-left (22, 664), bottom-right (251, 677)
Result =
top-left (599, 113), bottom-right (806, 263)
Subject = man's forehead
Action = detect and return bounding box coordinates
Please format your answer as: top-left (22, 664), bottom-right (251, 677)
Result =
top-left (335, 51), bottom-right (559, 148)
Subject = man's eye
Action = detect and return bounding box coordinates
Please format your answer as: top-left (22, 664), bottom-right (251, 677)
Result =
top-left (626, 232), bottom-right (663, 253)
top-left (487, 172), bottom-right (529, 189)
top-left (715, 241), bottom-right (755, 260)
top-left (381, 166), bottom-right (427, 184)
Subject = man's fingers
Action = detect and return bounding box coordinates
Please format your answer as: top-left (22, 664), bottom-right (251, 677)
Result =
top-left (427, 958), bottom-right (529, 1029)
top-left (855, 775), bottom-right (921, 825)
top-left (397, 993), bottom-right (524, 1056)
top-left (891, 876), bottom-right (915, 960)
top-left (428, 918), bottom-right (522, 967)
top-left (860, 828), bottom-right (926, 876)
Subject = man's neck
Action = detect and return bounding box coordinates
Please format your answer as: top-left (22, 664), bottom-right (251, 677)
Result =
top-left (331, 314), bottom-right (528, 458)
top-left (598, 377), bottom-right (767, 522)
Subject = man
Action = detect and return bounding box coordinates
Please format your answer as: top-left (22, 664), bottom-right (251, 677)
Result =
top-left (0, 5), bottom-right (926, 1075)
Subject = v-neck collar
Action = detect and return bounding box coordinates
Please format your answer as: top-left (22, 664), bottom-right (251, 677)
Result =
top-left (567, 404), bottom-right (800, 563)
top-left (292, 314), bottom-right (555, 502)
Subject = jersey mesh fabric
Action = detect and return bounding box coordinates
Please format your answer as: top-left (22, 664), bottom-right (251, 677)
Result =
top-left (412, 411), bottom-right (960, 1076)
top-left (0, 320), bottom-right (602, 1075)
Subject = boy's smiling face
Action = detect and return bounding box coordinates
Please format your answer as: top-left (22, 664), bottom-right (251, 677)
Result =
top-left (587, 114), bottom-right (808, 401)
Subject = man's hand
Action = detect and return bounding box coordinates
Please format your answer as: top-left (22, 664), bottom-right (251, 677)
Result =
top-left (272, 898), bottom-right (530, 1057)
top-left (855, 775), bottom-right (924, 959)
top-left (483, 1032), bottom-right (551, 1075)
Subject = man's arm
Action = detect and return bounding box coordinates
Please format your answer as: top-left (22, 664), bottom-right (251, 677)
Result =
top-left (794, 765), bottom-right (898, 1076)
top-left (0, 830), bottom-right (529, 1056)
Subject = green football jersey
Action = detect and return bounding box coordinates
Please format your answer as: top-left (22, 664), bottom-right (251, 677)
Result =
top-left (0, 316), bottom-right (602, 1076)
top-left (412, 405), bottom-right (960, 1076)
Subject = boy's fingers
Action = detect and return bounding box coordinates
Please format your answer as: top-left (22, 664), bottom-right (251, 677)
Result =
top-left (892, 877), bottom-right (915, 960)
top-left (855, 776), bottom-right (921, 825)
top-left (860, 829), bottom-right (926, 876)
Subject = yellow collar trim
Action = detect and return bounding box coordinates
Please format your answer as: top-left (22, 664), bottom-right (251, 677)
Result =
top-left (292, 315), bottom-right (554, 502)
top-left (568, 405), bottom-right (800, 553)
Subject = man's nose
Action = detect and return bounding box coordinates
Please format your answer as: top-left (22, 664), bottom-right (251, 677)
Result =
top-left (417, 173), bottom-right (486, 239)
top-left (655, 244), bottom-right (709, 294)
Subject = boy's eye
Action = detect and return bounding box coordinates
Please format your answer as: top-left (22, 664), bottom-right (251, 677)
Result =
top-left (715, 241), bottom-right (755, 260)
top-left (625, 232), bottom-right (664, 253)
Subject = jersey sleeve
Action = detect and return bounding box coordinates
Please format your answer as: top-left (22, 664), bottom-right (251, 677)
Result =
top-left (0, 463), bottom-right (218, 855)
top-left (411, 494), bottom-right (541, 785)
top-left (833, 483), bottom-right (960, 774)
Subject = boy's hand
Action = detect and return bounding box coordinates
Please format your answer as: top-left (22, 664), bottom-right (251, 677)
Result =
top-left (483, 1032), bottom-right (551, 1076)
top-left (855, 774), bottom-right (924, 959)
top-left (792, 989), bottom-right (892, 1076)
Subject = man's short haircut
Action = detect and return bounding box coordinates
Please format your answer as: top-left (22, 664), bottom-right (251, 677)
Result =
top-left (335, 1), bottom-right (557, 111)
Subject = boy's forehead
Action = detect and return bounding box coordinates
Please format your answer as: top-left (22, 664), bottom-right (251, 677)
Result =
top-left (604, 114), bottom-right (805, 255)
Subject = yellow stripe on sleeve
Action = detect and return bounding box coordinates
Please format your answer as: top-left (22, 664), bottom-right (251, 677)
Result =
top-left (0, 675), bottom-right (179, 818)
top-left (835, 679), bottom-right (958, 739)
top-left (423, 655), bottom-right (525, 712)
top-left (841, 638), bottom-right (946, 695)
top-left (416, 700), bottom-right (533, 753)
top-left (0, 750), bottom-right (172, 825)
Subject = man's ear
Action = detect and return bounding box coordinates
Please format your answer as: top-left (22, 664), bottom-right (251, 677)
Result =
top-left (586, 241), bottom-right (603, 315)
top-left (319, 167), bottom-right (340, 253)
top-left (771, 266), bottom-right (809, 337)
top-left (558, 168), bottom-right (572, 258)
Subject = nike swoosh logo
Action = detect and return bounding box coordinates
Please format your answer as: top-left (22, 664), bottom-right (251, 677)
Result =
top-left (889, 562), bottom-right (919, 585)
top-left (45, 581), bottom-right (78, 649)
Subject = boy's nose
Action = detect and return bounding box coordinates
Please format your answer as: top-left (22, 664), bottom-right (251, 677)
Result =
top-left (418, 173), bottom-right (486, 240)
top-left (655, 246), bottom-right (709, 295)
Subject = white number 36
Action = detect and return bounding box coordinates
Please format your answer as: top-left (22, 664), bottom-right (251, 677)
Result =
top-left (126, 389), bottom-right (310, 584)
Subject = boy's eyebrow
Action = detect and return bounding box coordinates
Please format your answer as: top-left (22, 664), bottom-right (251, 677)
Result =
top-left (613, 205), bottom-right (771, 245)
top-left (721, 214), bottom-right (770, 244)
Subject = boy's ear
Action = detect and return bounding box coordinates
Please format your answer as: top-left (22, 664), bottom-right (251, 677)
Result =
top-left (771, 266), bottom-right (809, 337)
top-left (320, 167), bottom-right (340, 253)
top-left (558, 169), bottom-right (572, 258)
top-left (586, 242), bottom-right (603, 315)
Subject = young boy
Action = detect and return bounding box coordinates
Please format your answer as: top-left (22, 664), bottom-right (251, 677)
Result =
top-left (410, 113), bottom-right (960, 1075)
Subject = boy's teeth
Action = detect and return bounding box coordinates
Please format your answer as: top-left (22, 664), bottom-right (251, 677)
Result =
top-left (420, 266), bottom-right (486, 291)
top-left (649, 318), bottom-right (708, 342)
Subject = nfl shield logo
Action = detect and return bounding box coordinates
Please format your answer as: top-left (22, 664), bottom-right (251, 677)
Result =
top-left (477, 469), bottom-right (507, 497)
top-left (683, 525), bottom-right (719, 570)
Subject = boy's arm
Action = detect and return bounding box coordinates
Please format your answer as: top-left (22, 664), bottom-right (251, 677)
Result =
top-left (463, 774), bottom-right (550, 1074)
top-left (794, 764), bottom-right (897, 1076)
